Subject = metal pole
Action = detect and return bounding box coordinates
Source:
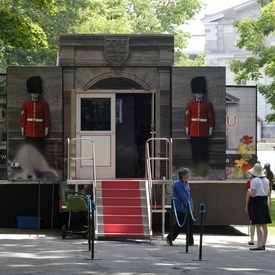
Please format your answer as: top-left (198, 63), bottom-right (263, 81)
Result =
top-left (67, 138), bottom-right (70, 181)
top-left (186, 210), bottom-right (189, 253)
top-left (91, 202), bottom-right (95, 260)
top-left (162, 181), bottom-right (165, 239)
top-left (51, 181), bottom-right (55, 230)
top-left (199, 210), bottom-right (204, 260)
top-left (169, 198), bottom-right (173, 245)
top-left (38, 181), bottom-right (41, 230)
top-left (88, 197), bottom-right (91, 252)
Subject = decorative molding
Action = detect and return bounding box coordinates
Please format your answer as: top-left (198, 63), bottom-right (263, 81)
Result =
top-left (111, 67), bottom-right (122, 77)
top-left (104, 37), bottom-right (129, 65)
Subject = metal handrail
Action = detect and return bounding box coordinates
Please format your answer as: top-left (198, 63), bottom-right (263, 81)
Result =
top-left (145, 137), bottom-right (173, 240)
top-left (67, 137), bottom-right (97, 235)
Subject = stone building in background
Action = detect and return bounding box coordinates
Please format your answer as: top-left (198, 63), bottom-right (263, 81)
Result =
top-left (196, 0), bottom-right (275, 141)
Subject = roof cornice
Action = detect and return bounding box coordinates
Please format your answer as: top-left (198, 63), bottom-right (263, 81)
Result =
top-left (201, 0), bottom-right (259, 24)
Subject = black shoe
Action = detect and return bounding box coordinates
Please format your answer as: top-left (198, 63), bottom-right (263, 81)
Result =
top-left (250, 247), bottom-right (264, 251)
top-left (165, 237), bottom-right (172, 246)
top-left (248, 241), bottom-right (254, 245)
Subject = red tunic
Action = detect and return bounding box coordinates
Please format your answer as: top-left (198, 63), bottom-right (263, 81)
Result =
top-left (20, 99), bottom-right (50, 137)
top-left (185, 99), bottom-right (214, 137)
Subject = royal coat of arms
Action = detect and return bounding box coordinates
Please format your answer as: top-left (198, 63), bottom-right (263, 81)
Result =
top-left (104, 37), bottom-right (129, 65)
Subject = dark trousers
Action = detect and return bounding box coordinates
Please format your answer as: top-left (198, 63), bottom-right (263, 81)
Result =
top-left (190, 137), bottom-right (210, 176)
top-left (190, 136), bottom-right (208, 167)
top-left (167, 211), bottom-right (194, 245)
top-left (26, 137), bottom-right (44, 154)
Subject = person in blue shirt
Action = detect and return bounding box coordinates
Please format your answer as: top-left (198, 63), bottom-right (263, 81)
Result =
top-left (166, 167), bottom-right (195, 246)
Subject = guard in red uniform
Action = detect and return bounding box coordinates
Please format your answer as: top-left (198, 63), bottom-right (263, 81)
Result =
top-left (185, 76), bottom-right (214, 176)
top-left (20, 76), bottom-right (50, 153)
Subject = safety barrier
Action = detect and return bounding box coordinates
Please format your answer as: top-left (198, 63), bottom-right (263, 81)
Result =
top-left (66, 138), bottom-right (98, 239)
top-left (145, 137), bottom-right (173, 240)
top-left (170, 197), bottom-right (207, 260)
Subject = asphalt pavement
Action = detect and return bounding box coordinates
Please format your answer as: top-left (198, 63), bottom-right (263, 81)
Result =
top-left (0, 225), bottom-right (274, 275)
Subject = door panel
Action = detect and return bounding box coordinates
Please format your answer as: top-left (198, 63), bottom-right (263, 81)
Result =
top-left (80, 135), bottom-right (111, 167)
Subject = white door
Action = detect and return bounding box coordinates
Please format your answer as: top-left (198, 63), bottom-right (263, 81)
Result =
top-left (76, 92), bottom-right (115, 179)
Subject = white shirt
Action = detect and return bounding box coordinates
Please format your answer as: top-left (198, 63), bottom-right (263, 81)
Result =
top-left (250, 177), bottom-right (270, 196)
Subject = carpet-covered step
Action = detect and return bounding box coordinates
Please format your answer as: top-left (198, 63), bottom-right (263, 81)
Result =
top-left (97, 232), bottom-right (149, 238)
top-left (98, 224), bottom-right (149, 235)
top-left (95, 179), bottom-right (150, 239)
top-left (98, 189), bottom-right (142, 197)
top-left (101, 197), bottom-right (145, 207)
top-left (98, 215), bottom-right (146, 224)
top-left (98, 206), bottom-right (147, 215)
top-left (98, 180), bottom-right (142, 189)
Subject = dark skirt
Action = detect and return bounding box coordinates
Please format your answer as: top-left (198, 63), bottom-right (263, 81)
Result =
top-left (251, 196), bottom-right (272, 225)
top-left (248, 199), bottom-right (253, 220)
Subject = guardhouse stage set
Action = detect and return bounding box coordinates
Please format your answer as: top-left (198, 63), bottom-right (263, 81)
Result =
top-left (1, 35), bottom-right (256, 236)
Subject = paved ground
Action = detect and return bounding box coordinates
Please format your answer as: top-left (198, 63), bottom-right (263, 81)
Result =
top-left (0, 225), bottom-right (274, 274)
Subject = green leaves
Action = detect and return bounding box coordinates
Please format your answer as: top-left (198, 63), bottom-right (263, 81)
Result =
top-left (0, 0), bottom-right (205, 71)
top-left (0, 8), bottom-right (47, 50)
top-left (0, 0), bottom-right (60, 51)
top-left (77, 0), bottom-right (205, 65)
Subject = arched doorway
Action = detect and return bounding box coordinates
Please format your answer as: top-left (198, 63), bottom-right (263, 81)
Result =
top-left (76, 77), bottom-right (153, 179)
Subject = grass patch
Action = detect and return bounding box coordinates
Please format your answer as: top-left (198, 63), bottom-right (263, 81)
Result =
top-left (268, 197), bottom-right (275, 236)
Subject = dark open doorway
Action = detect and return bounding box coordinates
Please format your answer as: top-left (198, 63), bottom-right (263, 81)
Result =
top-left (116, 93), bottom-right (151, 178)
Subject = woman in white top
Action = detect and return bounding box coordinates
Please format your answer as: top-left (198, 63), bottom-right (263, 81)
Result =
top-left (248, 163), bottom-right (272, 251)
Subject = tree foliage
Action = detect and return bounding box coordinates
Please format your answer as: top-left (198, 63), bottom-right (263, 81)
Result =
top-left (0, 0), bottom-right (205, 72)
top-left (256, 0), bottom-right (273, 6)
top-left (76, 0), bottom-right (205, 66)
top-left (0, 0), bottom-right (91, 70)
top-left (229, 0), bottom-right (275, 122)
top-left (0, 0), bottom-right (57, 50)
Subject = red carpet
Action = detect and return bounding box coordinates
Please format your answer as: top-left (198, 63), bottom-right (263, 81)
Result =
top-left (100, 180), bottom-right (145, 237)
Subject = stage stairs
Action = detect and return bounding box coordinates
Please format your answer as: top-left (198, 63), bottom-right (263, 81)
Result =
top-left (95, 179), bottom-right (151, 239)
top-left (66, 137), bottom-right (173, 240)
top-left (95, 138), bottom-right (173, 239)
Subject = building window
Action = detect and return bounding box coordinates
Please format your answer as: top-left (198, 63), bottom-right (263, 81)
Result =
top-left (236, 80), bottom-right (247, 85)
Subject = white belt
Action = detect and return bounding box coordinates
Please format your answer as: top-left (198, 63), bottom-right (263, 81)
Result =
top-left (191, 118), bottom-right (207, 122)
top-left (27, 118), bottom-right (43, 122)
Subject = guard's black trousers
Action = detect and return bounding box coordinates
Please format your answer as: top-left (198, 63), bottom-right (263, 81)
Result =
top-left (190, 136), bottom-right (209, 168)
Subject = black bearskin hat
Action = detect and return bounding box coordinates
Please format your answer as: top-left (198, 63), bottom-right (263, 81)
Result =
top-left (26, 76), bottom-right (42, 94)
top-left (191, 76), bottom-right (207, 94)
